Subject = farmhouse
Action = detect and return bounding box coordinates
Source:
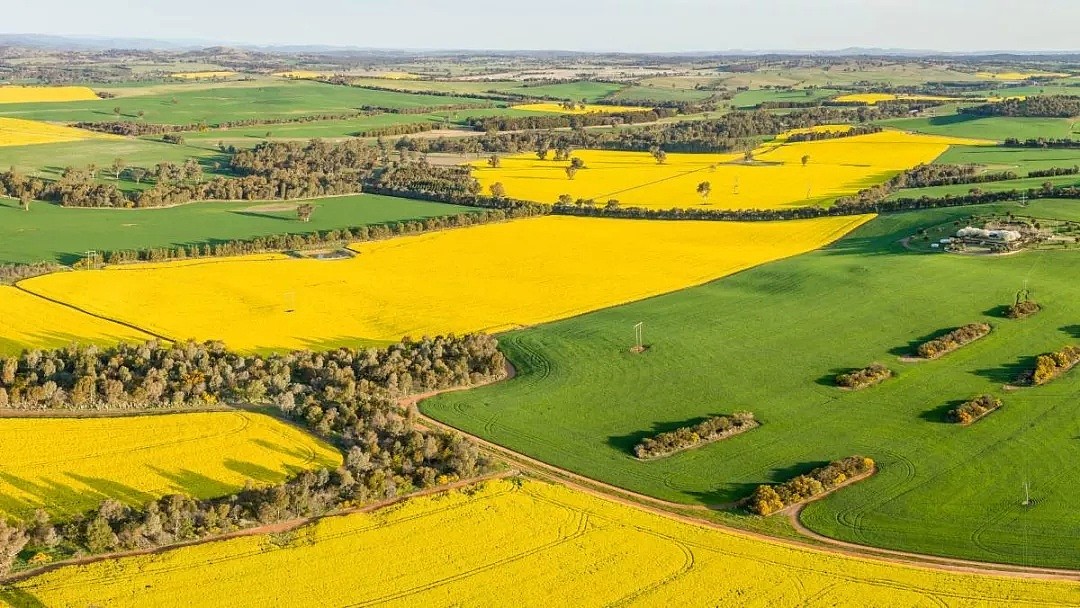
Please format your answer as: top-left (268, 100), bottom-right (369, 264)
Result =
top-left (953, 226), bottom-right (1024, 251)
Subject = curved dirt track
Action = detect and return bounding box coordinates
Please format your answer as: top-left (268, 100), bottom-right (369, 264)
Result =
top-left (410, 363), bottom-right (1080, 582)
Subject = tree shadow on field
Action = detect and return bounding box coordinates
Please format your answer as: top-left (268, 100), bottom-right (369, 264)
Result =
top-left (606, 414), bottom-right (725, 457)
top-left (974, 355), bottom-right (1038, 384)
top-left (0, 587), bottom-right (48, 608)
top-left (1062, 324), bottom-right (1080, 339)
top-left (767, 460), bottom-right (831, 483)
top-left (148, 466), bottom-right (235, 498)
top-left (920, 399), bottom-right (967, 424)
top-left (888, 327), bottom-right (962, 357)
top-left (66, 473), bottom-right (156, 507)
top-left (983, 304), bottom-right (1015, 319)
top-left (688, 482), bottom-right (760, 507)
top-left (225, 459), bottom-right (287, 484)
top-left (815, 368), bottom-right (854, 387)
top-left (227, 210), bottom-right (297, 222)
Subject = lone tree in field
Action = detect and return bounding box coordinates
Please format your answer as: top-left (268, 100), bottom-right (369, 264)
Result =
top-left (113, 106), bottom-right (122, 118)
top-left (536, 142), bottom-right (550, 160)
top-left (557, 194), bottom-right (574, 206)
top-left (570, 157), bottom-right (585, 170)
top-left (697, 181), bottom-right (712, 204)
top-left (128, 166), bottom-right (148, 184)
top-left (801, 154), bottom-right (811, 167)
top-left (490, 182), bottom-right (507, 199)
top-left (19, 193), bottom-right (30, 212)
top-left (649, 146), bottom-right (667, 165)
top-left (110, 158), bottom-right (126, 181)
top-left (296, 203), bottom-right (314, 223)
top-left (487, 154), bottom-right (501, 168)
top-left (565, 166), bottom-right (578, 180)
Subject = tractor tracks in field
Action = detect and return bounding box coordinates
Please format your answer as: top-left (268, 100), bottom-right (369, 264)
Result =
top-left (408, 365), bottom-right (1080, 583)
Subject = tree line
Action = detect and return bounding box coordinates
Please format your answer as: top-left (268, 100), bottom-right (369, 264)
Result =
top-left (960, 95), bottom-right (1080, 118)
top-left (747, 456), bottom-right (875, 516)
top-left (784, 124), bottom-right (882, 142)
top-left (0, 333), bottom-right (505, 574)
top-left (72, 111), bottom-right (372, 136)
top-left (916, 324), bottom-right (991, 359)
top-left (633, 412), bottom-right (757, 459)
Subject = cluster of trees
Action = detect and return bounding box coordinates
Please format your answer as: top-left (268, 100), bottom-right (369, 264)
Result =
top-left (960, 96), bottom-right (1080, 118)
top-left (0, 262), bottom-right (64, 284)
top-left (784, 124), bottom-right (882, 142)
top-left (366, 159), bottom-right (481, 198)
top-left (1008, 288), bottom-right (1040, 319)
top-left (948, 394), bottom-right (1003, 424)
top-left (72, 111), bottom-right (367, 136)
top-left (355, 121), bottom-right (442, 138)
top-left (916, 323), bottom-right (992, 359)
top-left (1028, 165), bottom-right (1080, 178)
top-left (1025, 345), bottom-right (1080, 385)
top-left (747, 456), bottom-right (875, 516)
top-left (835, 363), bottom-right (892, 389)
top-left (633, 412), bottom-right (757, 459)
top-left (1003, 137), bottom-right (1080, 149)
top-left (466, 108), bottom-right (676, 132)
top-left (0, 334), bottom-right (506, 570)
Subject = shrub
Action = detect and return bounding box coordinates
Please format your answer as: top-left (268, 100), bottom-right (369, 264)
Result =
top-left (915, 323), bottom-right (991, 359)
top-left (1007, 300), bottom-right (1040, 319)
top-left (633, 412), bottom-right (757, 459)
top-left (835, 364), bottom-right (892, 389)
top-left (1023, 346), bottom-right (1080, 385)
top-left (746, 456), bottom-right (874, 515)
top-left (948, 394), bottom-right (1002, 424)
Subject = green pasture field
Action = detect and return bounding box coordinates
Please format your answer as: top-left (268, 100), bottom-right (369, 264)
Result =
top-left (885, 146), bottom-right (1080, 199)
top-left (493, 81), bottom-right (624, 101)
top-left (0, 80), bottom-right (492, 125)
top-left (879, 114), bottom-right (1080, 141)
top-left (730, 88), bottom-right (840, 108)
top-left (0, 194), bottom-right (475, 265)
top-left (423, 198), bottom-right (1080, 568)
top-left (347, 78), bottom-right (519, 96)
top-left (606, 85), bottom-right (714, 103)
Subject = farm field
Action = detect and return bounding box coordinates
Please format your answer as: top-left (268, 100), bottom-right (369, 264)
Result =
top-left (0, 117), bottom-right (114, 147)
top-left (0, 80), bottom-right (492, 125)
top-left (0, 193), bottom-right (476, 265)
top-left (729, 88), bottom-right (840, 108)
top-left (0, 86), bottom-right (98, 104)
top-left (834, 93), bottom-right (971, 105)
top-left (15, 214), bottom-right (873, 353)
top-left (0, 412), bottom-right (342, 519)
top-left (471, 130), bottom-right (989, 209)
top-left (493, 80), bottom-right (624, 101)
top-left (877, 114), bottom-right (1080, 141)
top-left (9, 479), bottom-right (1079, 608)
top-left (347, 78), bottom-right (520, 95)
top-left (0, 285), bottom-right (155, 354)
top-left (607, 84), bottom-right (714, 103)
top-left (423, 199), bottom-right (1080, 568)
top-left (512, 102), bottom-right (651, 114)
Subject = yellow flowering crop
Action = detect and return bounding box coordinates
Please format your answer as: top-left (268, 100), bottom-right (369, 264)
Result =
top-left (0, 85), bottom-right (98, 104)
top-left (0, 117), bottom-right (115, 147)
top-left (0, 285), bottom-right (155, 355)
top-left (833, 92), bottom-right (969, 105)
top-left (272, 70), bottom-right (329, 79)
top-left (976, 71), bottom-right (1069, 80)
top-left (13, 479), bottom-right (1080, 607)
top-left (379, 72), bottom-right (421, 80)
top-left (472, 130), bottom-right (990, 210)
top-left (513, 102), bottom-right (653, 114)
top-left (17, 215), bottom-right (873, 353)
top-left (170, 71), bottom-right (236, 79)
top-left (0, 412), bottom-right (341, 519)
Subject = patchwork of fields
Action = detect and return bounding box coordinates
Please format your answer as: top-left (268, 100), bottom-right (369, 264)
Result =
top-left (15, 214), bottom-right (873, 352)
top-left (471, 130), bottom-right (989, 209)
top-left (423, 199), bottom-right (1080, 568)
top-left (9, 479), bottom-right (1078, 608)
top-left (0, 412), bottom-right (342, 519)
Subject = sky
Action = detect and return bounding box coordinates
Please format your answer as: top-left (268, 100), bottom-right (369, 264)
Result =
top-left (5, 0), bottom-right (1080, 53)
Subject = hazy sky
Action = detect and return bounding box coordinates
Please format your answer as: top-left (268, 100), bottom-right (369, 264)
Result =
top-left (6, 0), bottom-right (1080, 52)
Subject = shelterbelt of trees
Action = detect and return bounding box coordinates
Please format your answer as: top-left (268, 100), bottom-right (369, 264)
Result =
top-left (0, 334), bottom-right (505, 575)
top-left (960, 95), bottom-right (1080, 118)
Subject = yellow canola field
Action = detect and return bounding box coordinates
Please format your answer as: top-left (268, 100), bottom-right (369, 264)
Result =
top-left (170, 71), bottom-right (236, 79)
top-left (272, 70), bottom-right (329, 79)
top-left (0, 85), bottom-right (98, 104)
top-left (0, 117), bottom-right (114, 147)
top-left (976, 71), bottom-right (1070, 80)
top-left (514, 102), bottom-right (653, 114)
top-left (0, 285), bottom-right (155, 355)
top-left (13, 479), bottom-right (1080, 607)
top-left (833, 92), bottom-right (965, 105)
top-left (472, 130), bottom-right (990, 210)
top-left (17, 215), bottom-right (873, 353)
top-left (0, 412), bottom-right (341, 519)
